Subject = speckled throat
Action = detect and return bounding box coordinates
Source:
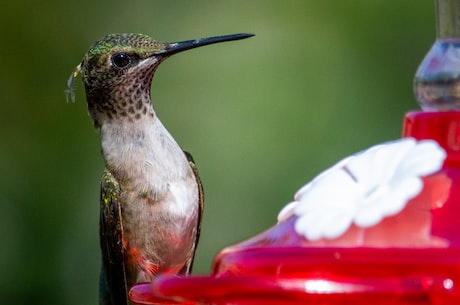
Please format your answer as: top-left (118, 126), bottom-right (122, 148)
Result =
top-left (84, 58), bottom-right (160, 127)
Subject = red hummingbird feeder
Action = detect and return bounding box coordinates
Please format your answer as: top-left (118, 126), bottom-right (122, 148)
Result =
top-left (129, 0), bottom-right (460, 304)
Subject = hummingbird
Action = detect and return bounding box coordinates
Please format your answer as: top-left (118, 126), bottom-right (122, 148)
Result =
top-left (66, 32), bottom-right (253, 305)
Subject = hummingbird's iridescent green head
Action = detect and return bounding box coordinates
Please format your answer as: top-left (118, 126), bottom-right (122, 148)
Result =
top-left (77, 33), bottom-right (168, 128)
top-left (67, 32), bottom-right (253, 128)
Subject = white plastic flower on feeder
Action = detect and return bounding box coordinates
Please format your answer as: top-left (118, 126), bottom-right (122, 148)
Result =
top-left (278, 138), bottom-right (446, 241)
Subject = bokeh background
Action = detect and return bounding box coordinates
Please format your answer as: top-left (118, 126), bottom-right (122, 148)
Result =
top-left (0, 1), bottom-right (435, 304)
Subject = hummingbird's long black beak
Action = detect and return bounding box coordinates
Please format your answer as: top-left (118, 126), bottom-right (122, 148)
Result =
top-left (155, 33), bottom-right (254, 56)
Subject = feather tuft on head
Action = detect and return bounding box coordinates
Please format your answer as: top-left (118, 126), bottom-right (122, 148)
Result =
top-left (65, 63), bottom-right (82, 103)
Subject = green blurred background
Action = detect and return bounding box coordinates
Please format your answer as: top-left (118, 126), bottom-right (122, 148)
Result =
top-left (0, 1), bottom-right (435, 304)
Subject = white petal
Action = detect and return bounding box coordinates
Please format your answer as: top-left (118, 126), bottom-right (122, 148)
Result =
top-left (347, 138), bottom-right (416, 185)
top-left (277, 201), bottom-right (298, 223)
top-left (294, 170), bottom-right (360, 213)
top-left (389, 177), bottom-right (424, 202)
top-left (295, 208), bottom-right (354, 241)
top-left (322, 210), bottom-right (355, 239)
top-left (396, 140), bottom-right (446, 177)
top-left (294, 155), bottom-right (355, 200)
top-left (354, 177), bottom-right (423, 227)
top-left (294, 185), bottom-right (359, 215)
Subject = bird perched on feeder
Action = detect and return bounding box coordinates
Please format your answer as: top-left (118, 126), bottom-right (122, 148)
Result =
top-left (66, 32), bottom-right (253, 305)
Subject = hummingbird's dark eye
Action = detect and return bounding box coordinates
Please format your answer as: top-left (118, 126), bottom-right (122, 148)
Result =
top-left (111, 53), bottom-right (131, 69)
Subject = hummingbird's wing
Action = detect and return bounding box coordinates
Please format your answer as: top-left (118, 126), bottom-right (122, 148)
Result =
top-left (180, 151), bottom-right (204, 274)
top-left (99, 170), bottom-right (128, 305)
